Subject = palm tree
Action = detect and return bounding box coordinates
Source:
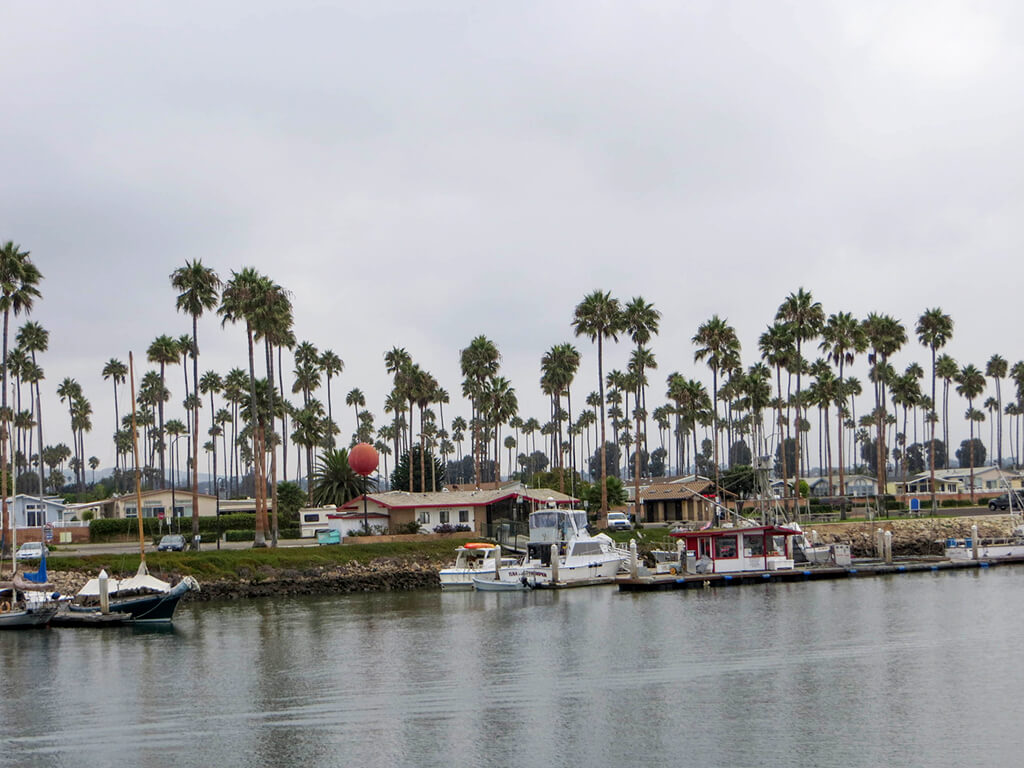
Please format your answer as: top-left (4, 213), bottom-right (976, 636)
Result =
top-left (775, 289), bottom-right (824, 508)
top-left (222, 367), bottom-right (247, 495)
top-left (459, 336), bottom-right (501, 487)
top-left (693, 315), bottom-right (740, 499)
top-left (915, 307), bottom-right (953, 507)
top-left (0, 241), bottom-right (41, 552)
top-left (384, 347), bottom-right (412, 457)
top-left (540, 342), bottom-right (581, 493)
top-left (935, 353), bottom-right (959, 470)
top-left (956, 364), bottom-right (986, 503)
top-left (102, 358), bottom-right (128, 488)
top-left (862, 312), bottom-right (906, 505)
top-left (346, 388), bottom-right (366, 443)
top-left (320, 349), bottom-right (344, 439)
top-left (146, 334), bottom-right (180, 489)
top-left (219, 268), bottom-right (270, 545)
top-left (57, 377), bottom-right (83, 488)
top-left (484, 375), bottom-right (517, 483)
top-left (623, 296), bottom-right (660, 510)
top-left (171, 259), bottom-right (221, 543)
top-left (200, 370), bottom-right (223, 504)
top-left (759, 322), bottom-right (795, 492)
top-left (820, 312), bottom-right (866, 496)
top-left (251, 278), bottom-right (293, 546)
top-left (17, 321), bottom-right (48, 506)
top-left (572, 290), bottom-right (623, 515)
top-left (985, 354), bottom-right (1008, 468)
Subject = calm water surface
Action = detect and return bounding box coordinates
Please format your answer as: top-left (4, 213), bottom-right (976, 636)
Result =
top-left (2, 568), bottom-right (1022, 768)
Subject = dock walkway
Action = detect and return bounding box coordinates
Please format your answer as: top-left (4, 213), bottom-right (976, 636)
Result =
top-left (617, 554), bottom-right (1024, 592)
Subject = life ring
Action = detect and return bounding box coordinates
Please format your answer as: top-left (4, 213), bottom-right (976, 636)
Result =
top-left (464, 542), bottom-right (495, 549)
top-left (0, 600), bottom-right (10, 612)
top-left (669, 566), bottom-right (678, 575)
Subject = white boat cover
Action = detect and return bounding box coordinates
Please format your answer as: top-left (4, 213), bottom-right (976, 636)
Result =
top-left (77, 573), bottom-right (172, 597)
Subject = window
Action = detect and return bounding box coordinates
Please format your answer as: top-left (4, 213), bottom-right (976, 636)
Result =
top-left (303, 513), bottom-right (321, 523)
top-left (26, 508), bottom-right (45, 527)
top-left (459, 509), bottom-right (469, 523)
top-left (417, 510), bottom-right (429, 524)
top-left (439, 510), bottom-right (450, 524)
top-left (714, 535), bottom-right (738, 559)
top-left (126, 505), bottom-right (137, 518)
top-left (744, 535), bottom-right (765, 556)
top-left (143, 506), bottom-right (163, 519)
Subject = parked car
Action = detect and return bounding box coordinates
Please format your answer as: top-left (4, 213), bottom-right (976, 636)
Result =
top-left (15, 542), bottom-right (48, 561)
top-left (606, 512), bottom-right (632, 531)
top-left (157, 534), bottom-right (186, 552)
top-left (987, 493), bottom-right (1024, 511)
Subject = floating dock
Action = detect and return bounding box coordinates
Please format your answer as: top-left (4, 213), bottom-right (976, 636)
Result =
top-left (617, 555), bottom-right (1024, 592)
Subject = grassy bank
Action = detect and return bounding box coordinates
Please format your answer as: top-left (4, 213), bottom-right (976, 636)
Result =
top-left (45, 538), bottom-right (478, 582)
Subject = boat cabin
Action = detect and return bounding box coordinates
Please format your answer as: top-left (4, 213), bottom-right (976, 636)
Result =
top-left (669, 525), bottom-right (798, 574)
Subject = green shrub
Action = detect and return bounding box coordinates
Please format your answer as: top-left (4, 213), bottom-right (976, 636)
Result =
top-left (225, 530), bottom-right (255, 542)
top-left (390, 521), bottom-right (422, 535)
top-left (90, 513), bottom-right (265, 542)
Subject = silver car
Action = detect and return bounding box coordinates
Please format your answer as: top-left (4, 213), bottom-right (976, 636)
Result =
top-left (15, 542), bottom-right (48, 561)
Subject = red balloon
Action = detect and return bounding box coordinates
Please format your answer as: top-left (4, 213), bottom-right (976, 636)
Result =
top-left (348, 443), bottom-right (379, 476)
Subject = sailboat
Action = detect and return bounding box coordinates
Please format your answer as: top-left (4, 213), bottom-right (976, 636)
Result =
top-left (0, 423), bottom-right (59, 629)
top-left (55, 351), bottom-right (200, 624)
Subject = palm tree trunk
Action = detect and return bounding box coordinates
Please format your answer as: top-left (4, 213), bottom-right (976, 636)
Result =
top-left (597, 336), bottom-right (608, 514)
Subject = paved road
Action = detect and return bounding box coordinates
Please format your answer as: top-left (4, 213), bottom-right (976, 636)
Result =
top-left (50, 538), bottom-right (319, 557)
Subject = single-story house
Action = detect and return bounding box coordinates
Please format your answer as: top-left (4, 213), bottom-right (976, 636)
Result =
top-left (100, 489), bottom-right (220, 521)
top-left (807, 474), bottom-right (877, 498)
top-left (639, 480), bottom-right (730, 526)
top-left (897, 467), bottom-right (1023, 495)
top-left (332, 484), bottom-right (578, 536)
top-left (4, 494), bottom-right (68, 527)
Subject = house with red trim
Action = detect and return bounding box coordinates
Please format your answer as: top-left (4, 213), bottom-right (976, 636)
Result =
top-left (327, 484), bottom-right (579, 536)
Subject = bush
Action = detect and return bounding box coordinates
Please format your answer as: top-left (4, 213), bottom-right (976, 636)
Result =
top-left (433, 523), bottom-right (472, 534)
top-left (90, 514), bottom-right (268, 542)
top-left (390, 521), bottom-right (422, 535)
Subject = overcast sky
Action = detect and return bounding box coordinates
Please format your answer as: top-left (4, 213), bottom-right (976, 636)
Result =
top-left (2, 1), bottom-right (1022, 476)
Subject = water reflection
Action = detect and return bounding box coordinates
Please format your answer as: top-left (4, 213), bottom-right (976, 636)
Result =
top-left (1, 569), bottom-right (1022, 767)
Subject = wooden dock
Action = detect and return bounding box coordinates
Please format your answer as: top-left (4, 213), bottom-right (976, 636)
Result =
top-left (617, 555), bottom-right (1024, 592)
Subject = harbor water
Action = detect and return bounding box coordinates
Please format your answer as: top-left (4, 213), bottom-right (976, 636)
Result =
top-left (2, 568), bottom-right (1022, 767)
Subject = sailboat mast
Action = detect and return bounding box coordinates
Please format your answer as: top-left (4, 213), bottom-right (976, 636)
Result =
top-left (128, 353), bottom-right (146, 566)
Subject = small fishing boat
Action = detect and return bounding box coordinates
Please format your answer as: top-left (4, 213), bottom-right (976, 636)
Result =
top-left (471, 574), bottom-right (530, 591)
top-left (944, 525), bottom-right (1024, 561)
top-left (0, 584), bottom-right (59, 629)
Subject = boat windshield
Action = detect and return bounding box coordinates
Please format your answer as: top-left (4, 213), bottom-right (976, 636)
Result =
top-left (530, 510), bottom-right (586, 533)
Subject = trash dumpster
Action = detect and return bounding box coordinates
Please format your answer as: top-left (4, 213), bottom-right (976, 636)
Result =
top-left (317, 529), bottom-right (341, 545)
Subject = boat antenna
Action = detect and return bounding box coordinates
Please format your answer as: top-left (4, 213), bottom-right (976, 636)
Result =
top-left (129, 352), bottom-right (148, 576)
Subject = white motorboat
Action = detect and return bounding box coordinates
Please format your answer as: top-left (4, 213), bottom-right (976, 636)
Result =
top-left (491, 505), bottom-right (629, 588)
top-left (440, 543), bottom-right (520, 590)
